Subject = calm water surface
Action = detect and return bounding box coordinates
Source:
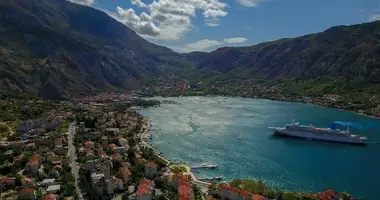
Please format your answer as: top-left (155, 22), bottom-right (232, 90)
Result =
top-left (140, 96), bottom-right (380, 199)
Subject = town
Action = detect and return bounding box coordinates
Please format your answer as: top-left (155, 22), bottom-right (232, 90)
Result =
top-left (0, 94), bottom-right (358, 200)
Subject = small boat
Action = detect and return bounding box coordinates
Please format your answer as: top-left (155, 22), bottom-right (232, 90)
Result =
top-left (237, 135), bottom-right (241, 140)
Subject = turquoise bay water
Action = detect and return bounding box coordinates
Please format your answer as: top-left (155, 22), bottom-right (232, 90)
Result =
top-left (140, 96), bottom-right (380, 199)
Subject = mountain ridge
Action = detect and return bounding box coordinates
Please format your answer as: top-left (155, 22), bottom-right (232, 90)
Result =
top-left (193, 21), bottom-right (380, 83)
top-left (1, 0), bottom-right (380, 102)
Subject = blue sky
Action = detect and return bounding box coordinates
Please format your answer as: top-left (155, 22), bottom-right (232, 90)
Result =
top-left (71, 0), bottom-right (380, 52)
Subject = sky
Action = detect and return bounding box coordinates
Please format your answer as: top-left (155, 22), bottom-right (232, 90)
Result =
top-left (69, 0), bottom-right (380, 53)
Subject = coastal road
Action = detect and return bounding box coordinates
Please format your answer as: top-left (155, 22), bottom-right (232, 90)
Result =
top-left (67, 123), bottom-right (84, 200)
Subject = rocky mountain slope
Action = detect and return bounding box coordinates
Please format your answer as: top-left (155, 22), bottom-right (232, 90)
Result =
top-left (195, 21), bottom-right (380, 84)
top-left (1, 0), bottom-right (380, 101)
top-left (0, 0), bottom-right (190, 99)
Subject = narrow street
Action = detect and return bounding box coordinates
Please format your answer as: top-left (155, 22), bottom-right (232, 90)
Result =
top-left (67, 122), bottom-right (84, 200)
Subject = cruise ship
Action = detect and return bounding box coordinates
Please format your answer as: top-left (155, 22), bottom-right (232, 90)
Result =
top-left (268, 119), bottom-right (368, 145)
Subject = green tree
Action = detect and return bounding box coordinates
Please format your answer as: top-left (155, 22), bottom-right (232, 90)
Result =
top-left (127, 148), bottom-right (136, 164)
top-left (129, 137), bottom-right (136, 147)
top-left (256, 179), bottom-right (266, 195)
top-left (154, 178), bottom-right (164, 189)
top-left (122, 191), bottom-right (129, 200)
top-left (157, 195), bottom-right (166, 200)
top-left (44, 163), bottom-right (52, 173)
top-left (36, 189), bottom-right (43, 199)
top-left (341, 192), bottom-right (351, 200)
top-left (230, 179), bottom-right (243, 188)
top-left (208, 181), bottom-right (218, 196)
top-left (282, 192), bottom-right (298, 200)
top-left (15, 174), bottom-right (22, 186)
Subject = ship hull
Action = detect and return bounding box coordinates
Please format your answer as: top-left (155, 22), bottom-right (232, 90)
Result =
top-left (272, 129), bottom-right (366, 145)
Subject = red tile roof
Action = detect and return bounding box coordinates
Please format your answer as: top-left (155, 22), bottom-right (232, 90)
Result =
top-left (252, 194), bottom-right (265, 200)
top-left (229, 186), bottom-right (240, 194)
top-left (325, 189), bottom-right (338, 198)
top-left (178, 178), bottom-right (192, 200)
top-left (42, 193), bottom-right (57, 200)
top-left (219, 183), bottom-right (265, 200)
top-left (137, 178), bottom-right (153, 196)
top-left (0, 177), bottom-right (15, 184)
top-left (219, 183), bottom-right (229, 190)
top-left (120, 167), bottom-right (132, 177)
top-left (135, 152), bottom-right (142, 159)
top-left (26, 161), bottom-right (39, 167)
top-left (14, 154), bottom-right (24, 162)
top-left (316, 190), bottom-right (338, 200)
top-left (31, 154), bottom-right (41, 162)
top-left (112, 153), bottom-right (121, 160)
top-left (109, 143), bottom-right (117, 149)
top-left (240, 190), bottom-right (252, 198)
top-left (84, 140), bottom-right (94, 148)
top-left (112, 177), bottom-right (123, 183)
top-left (26, 143), bottom-right (35, 147)
top-left (19, 188), bottom-right (35, 194)
top-left (145, 162), bottom-right (157, 168)
top-left (21, 177), bottom-right (33, 184)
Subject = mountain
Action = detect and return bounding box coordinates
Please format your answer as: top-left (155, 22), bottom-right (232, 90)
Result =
top-left (0, 0), bottom-right (191, 99)
top-left (195, 21), bottom-right (380, 84)
top-left (1, 0), bottom-right (380, 102)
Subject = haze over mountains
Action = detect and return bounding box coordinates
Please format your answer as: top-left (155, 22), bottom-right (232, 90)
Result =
top-left (0, 0), bottom-right (380, 99)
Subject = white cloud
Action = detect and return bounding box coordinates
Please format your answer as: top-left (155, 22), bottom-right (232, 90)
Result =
top-left (68, 0), bottom-right (94, 6)
top-left (237, 0), bottom-right (264, 7)
top-left (224, 37), bottom-right (248, 43)
top-left (131, 0), bottom-right (148, 8)
top-left (186, 39), bottom-right (222, 51)
top-left (369, 6), bottom-right (380, 22)
top-left (370, 14), bottom-right (380, 21)
top-left (171, 37), bottom-right (248, 52)
top-left (203, 9), bottom-right (228, 18)
top-left (114, 7), bottom-right (160, 36)
top-left (106, 0), bottom-right (228, 40)
top-left (206, 22), bottom-right (220, 27)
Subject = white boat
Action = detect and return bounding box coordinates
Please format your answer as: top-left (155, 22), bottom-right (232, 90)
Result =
top-left (268, 119), bottom-right (367, 145)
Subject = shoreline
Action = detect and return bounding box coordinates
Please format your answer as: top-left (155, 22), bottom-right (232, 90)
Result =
top-left (151, 94), bottom-right (380, 120)
top-left (138, 117), bottom-right (211, 188)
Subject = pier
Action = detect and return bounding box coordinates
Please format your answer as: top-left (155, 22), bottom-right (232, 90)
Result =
top-left (190, 164), bottom-right (217, 169)
top-left (198, 176), bottom-right (223, 182)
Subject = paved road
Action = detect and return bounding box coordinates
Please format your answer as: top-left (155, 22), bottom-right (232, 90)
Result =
top-left (67, 123), bottom-right (84, 200)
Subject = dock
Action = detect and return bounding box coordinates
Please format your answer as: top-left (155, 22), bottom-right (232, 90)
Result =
top-left (190, 164), bottom-right (217, 169)
top-left (198, 176), bottom-right (223, 182)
